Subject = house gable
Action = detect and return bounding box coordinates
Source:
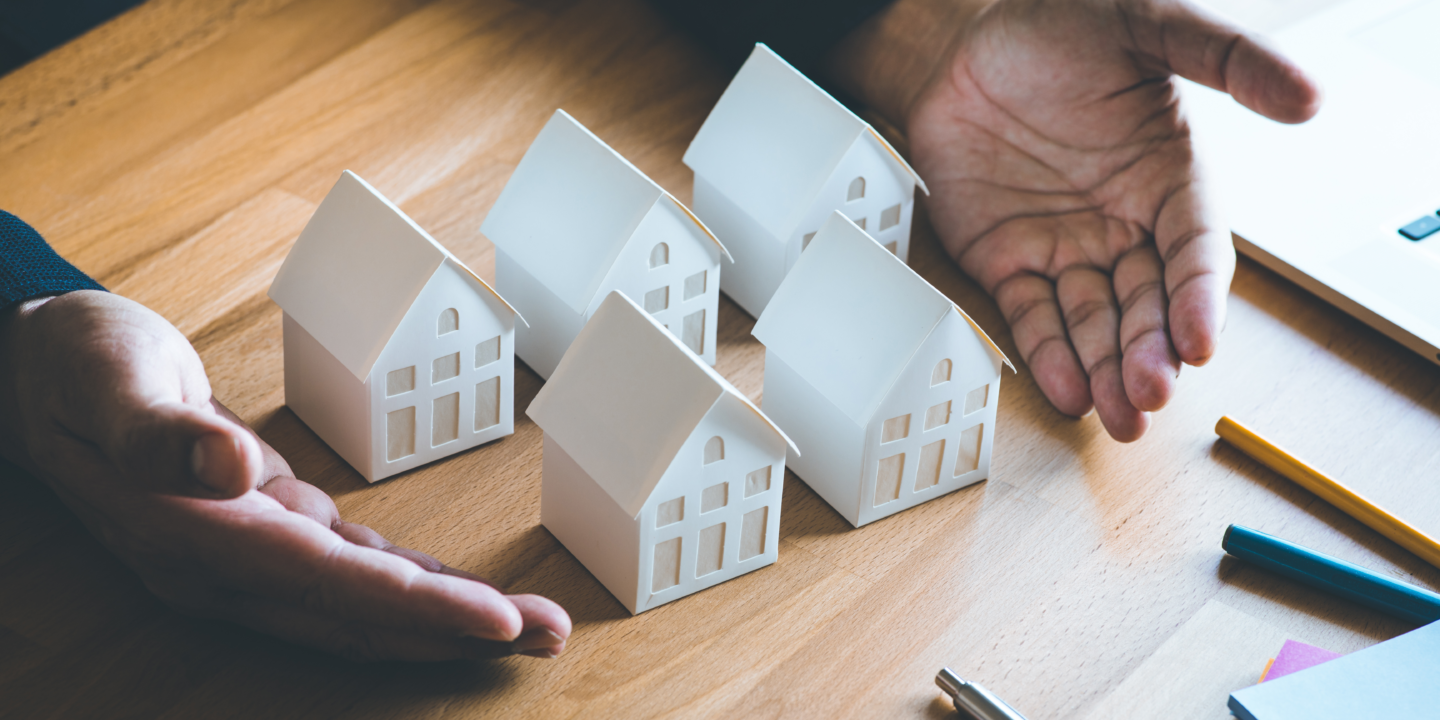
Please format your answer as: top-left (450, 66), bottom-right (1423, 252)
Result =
top-left (787, 132), bottom-right (919, 266)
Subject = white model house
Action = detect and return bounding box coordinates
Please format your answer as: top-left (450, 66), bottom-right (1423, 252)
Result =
top-left (528, 291), bottom-right (796, 614)
top-left (683, 43), bottom-right (929, 318)
top-left (482, 109), bottom-right (730, 380)
top-left (268, 171), bottom-right (524, 483)
top-left (752, 212), bottom-right (1012, 527)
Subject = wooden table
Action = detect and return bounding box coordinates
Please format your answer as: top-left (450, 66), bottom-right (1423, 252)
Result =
top-left (2, 0), bottom-right (1436, 717)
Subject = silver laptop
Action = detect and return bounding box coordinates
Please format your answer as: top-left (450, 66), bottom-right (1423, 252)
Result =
top-left (1183, 0), bottom-right (1440, 366)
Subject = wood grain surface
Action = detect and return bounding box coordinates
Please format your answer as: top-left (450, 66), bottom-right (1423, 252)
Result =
top-left (2, 0), bottom-right (1438, 718)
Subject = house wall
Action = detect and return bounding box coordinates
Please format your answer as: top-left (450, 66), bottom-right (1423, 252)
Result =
top-left (496, 248), bottom-right (584, 380)
top-left (760, 349), bottom-right (866, 526)
top-left (855, 310), bottom-right (1003, 527)
top-left (365, 261), bottom-right (516, 483)
top-left (632, 392), bottom-right (787, 614)
top-left (789, 134), bottom-right (917, 267)
top-left (283, 312), bottom-right (373, 479)
top-left (692, 174), bottom-right (787, 319)
top-left (584, 198), bottom-right (722, 365)
top-left (539, 432), bottom-right (641, 614)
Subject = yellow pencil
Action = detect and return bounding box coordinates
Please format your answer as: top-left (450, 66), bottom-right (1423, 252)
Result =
top-left (1215, 416), bottom-right (1440, 571)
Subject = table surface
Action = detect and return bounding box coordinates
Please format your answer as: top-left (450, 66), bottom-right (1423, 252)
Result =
top-left (2, 0), bottom-right (1436, 718)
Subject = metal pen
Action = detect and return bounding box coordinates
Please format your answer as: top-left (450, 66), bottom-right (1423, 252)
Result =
top-left (936, 668), bottom-right (1030, 720)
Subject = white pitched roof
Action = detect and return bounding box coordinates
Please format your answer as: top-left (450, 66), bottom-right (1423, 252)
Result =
top-left (683, 44), bottom-right (928, 241)
top-left (268, 171), bottom-right (522, 380)
top-left (752, 212), bottom-right (1012, 426)
top-left (528, 291), bottom-right (795, 518)
top-left (481, 109), bottom-right (728, 315)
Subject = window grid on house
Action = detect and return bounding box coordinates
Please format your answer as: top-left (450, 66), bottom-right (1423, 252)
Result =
top-left (475, 335), bottom-right (501, 368)
top-left (644, 286), bottom-right (669, 314)
top-left (880, 203), bottom-right (902, 231)
top-left (703, 436), bottom-right (724, 464)
top-left (650, 242), bottom-right (669, 268)
top-left (847, 176), bottom-right (866, 202)
top-left (437, 308), bottom-right (458, 335)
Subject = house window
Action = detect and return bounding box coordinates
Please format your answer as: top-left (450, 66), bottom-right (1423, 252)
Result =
top-left (704, 436), bottom-right (724, 464)
top-left (438, 308), bottom-right (458, 335)
top-left (802, 232), bottom-right (816, 251)
top-left (875, 452), bottom-right (904, 505)
top-left (698, 523), bottom-right (725, 577)
top-left (744, 465), bottom-right (771, 498)
top-left (883, 241), bottom-right (898, 256)
top-left (644, 286), bottom-right (669, 313)
top-left (683, 270), bottom-right (707, 301)
top-left (474, 377), bottom-right (500, 431)
top-left (650, 242), bottom-right (669, 269)
top-left (847, 176), bottom-right (865, 202)
top-left (475, 335), bottom-right (501, 368)
top-left (432, 392), bottom-right (459, 446)
top-left (880, 203), bottom-right (902, 231)
top-left (682, 309), bottom-right (705, 355)
top-left (386, 366), bottom-right (415, 396)
top-left (740, 506), bottom-right (768, 561)
top-left (956, 424), bottom-right (984, 476)
top-left (854, 217), bottom-right (867, 231)
top-left (932, 359), bottom-right (952, 386)
top-left (924, 400), bottom-right (951, 431)
top-left (702, 482), bottom-right (728, 513)
top-left (657, 496), bottom-right (684, 527)
top-left (652, 537), bottom-right (681, 591)
top-left (386, 406), bottom-right (415, 461)
top-left (432, 352), bottom-right (460, 384)
top-left (881, 413), bottom-right (910, 443)
top-left (916, 439), bottom-right (945, 491)
top-left (964, 384), bottom-right (989, 414)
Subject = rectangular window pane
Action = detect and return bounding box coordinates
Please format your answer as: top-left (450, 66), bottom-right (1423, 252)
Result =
top-left (683, 270), bottom-right (707, 301)
top-left (881, 414), bottom-right (910, 443)
top-left (386, 406), bottom-right (415, 461)
top-left (965, 384), bottom-right (989, 415)
top-left (802, 231), bottom-right (816, 251)
top-left (652, 537), bottom-right (681, 592)
top-left (475, 335), bottom-right (501, 368)
top-left (875, 452), bottom-right (904, 506)
top-left (474, 376), bottom-right (500, 431)
top-left (702, 482), bottom-right (727, 513)
top-left (698, 523), bottom-right (725, 577)
top-left (681, 309), bottom-right (705, 355)
top-left (644, 286), bottom-right (669, 313)
top-left (744, 465), bottom-right (771, 498)
top-left (880, 203), bottom-right (902, 231)
top-left (657, 496), bottom-right (683, 527)
top-left (740, 506), bottom-right (768, 561)
top-left (432, 392), bottom-right (459, 446)
top-left (956, 424), bottom-right (984, 476)
top-left (924, 400), bottom-right (951, 431)
top-left (386, 366), bottom-right (415, 396)
top-left (883, 240), bottom-right (898, 256)
top-left (432, 352), bottom-right (460, 384)
top-left (916, 439), bottom-right (945, 491)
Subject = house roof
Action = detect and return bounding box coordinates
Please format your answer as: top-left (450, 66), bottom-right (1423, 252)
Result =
top-left (481, 109), bottom-right (729, 315)
top-left (752, 212), bottom-right (1012, 426)
top-left (682, 44), bottom-right (929, 242)
top-left (528, 291), bottom-right (796, 519)
top-left (268, 171), bottom-right (523, 380)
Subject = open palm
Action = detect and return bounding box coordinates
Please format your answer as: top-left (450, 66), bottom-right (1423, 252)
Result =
top-left (906, 0), bottom-right (1320, 440)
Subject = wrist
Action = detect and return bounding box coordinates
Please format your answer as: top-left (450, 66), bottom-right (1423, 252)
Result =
top-left (823, 0), bottom-right (997, 129)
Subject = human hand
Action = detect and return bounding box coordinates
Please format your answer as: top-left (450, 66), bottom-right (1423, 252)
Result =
top-left (0, 290), bottom-right (570, 661)
top-left (830, 0), bottom-right (1320, 440)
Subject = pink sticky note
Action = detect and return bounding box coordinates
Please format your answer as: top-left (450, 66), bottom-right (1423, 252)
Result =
top-left (1263, 640), bottom-right (1342, 681)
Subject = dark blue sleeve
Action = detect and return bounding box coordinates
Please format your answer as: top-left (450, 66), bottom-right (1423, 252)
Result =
top-left (0, 210), bottom-right (106, 308)
top-left (648, 0), bottom-right (892, 76)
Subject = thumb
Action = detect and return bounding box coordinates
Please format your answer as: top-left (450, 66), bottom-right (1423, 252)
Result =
top-left (105, 399), bottom-right (264, 499)
top-left (1140, 0), bottom-right (1322, 123)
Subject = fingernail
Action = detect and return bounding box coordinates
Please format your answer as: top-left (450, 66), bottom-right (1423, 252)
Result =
top-left (520, 643), bottom-right (564, 659)
top-left (190, 433), bottom-right (235, 493)
top-left (511, 628), bottom-right (565, 654)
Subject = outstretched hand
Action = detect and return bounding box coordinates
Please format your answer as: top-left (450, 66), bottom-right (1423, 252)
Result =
top-left (0, 291), bottom-right (570, 661)
top-left (833, 0), bottom-right (1320, 440)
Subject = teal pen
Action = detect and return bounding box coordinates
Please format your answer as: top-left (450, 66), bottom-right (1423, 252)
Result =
top-left (1223, 524), bottom-right (1440, 625)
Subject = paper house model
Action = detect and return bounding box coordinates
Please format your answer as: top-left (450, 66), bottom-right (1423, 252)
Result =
top-left (528, 291), bottom-right (796, 614)
top-left (683, 43), bottom-right (930, 318)
top-left (752, 212), bottom-right (1012, 527)
top-left (481, 109), bottom-right (731, 380)
top-left (268, 171), bottom-right (524, 483)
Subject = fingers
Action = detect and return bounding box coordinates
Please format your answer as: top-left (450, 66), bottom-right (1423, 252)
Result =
top-left (1057, 266), bottom-right (1149, 441)
top-left (106, 401), bottom-right (263, 498)
top-left (993, 273), bottom-right (1093, 417)
top-left (1130, 0), bottom-right (1321, 123)
top-left (1153, 180), bottom-right (1235, 366)
top-left (1113, 247), bottom-right (1181, 411)
top-left (508, 594), bottom-right (572, 659)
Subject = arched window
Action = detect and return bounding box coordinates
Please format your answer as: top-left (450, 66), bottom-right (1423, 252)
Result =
top-left (650, 242), bottom-right (669, 269)
top-left (931, 358), bottom-right (952, 386)
top-left (437, 308), bottom-right (458, 335)
top-left (847, 176), bottom-right (866, 202)
top-left (703, 435), bottom-right (724, 465)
